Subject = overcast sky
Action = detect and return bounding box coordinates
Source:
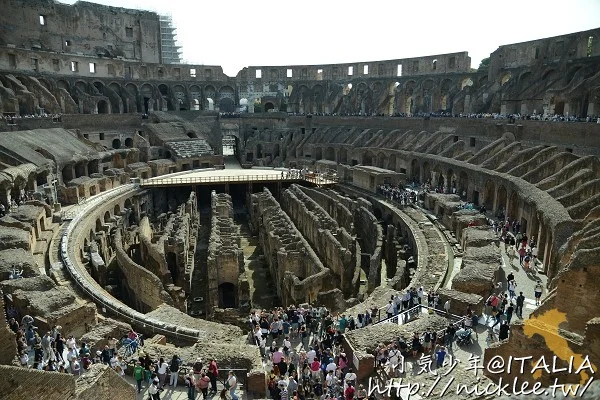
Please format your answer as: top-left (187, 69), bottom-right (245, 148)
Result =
top-left (62, 0), bottom-right (600, 77)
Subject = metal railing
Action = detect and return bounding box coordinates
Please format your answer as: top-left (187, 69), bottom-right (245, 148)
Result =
top-left (373, 304), bottom-right (466, 330)
top-left (139, 173), bottom-right (339, 186)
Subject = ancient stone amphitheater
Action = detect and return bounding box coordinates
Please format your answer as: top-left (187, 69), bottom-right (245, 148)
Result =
top-left (0, 1), bottom-right (599, 399)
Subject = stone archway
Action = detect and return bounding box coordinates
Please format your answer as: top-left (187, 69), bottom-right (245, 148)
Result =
top-left (508, 191), bottom-right (519, 221)
top-left (458, 170), bottom-right (468, 197)
top-left (483, 180), bottom-right (495, 212)
top-left (411, 159), bottom-right (420, 182)
top-left (339, 148), bottom-right (348, 164)
top-left (376, 152), bottom-right (386, 169)
top-left (497, 185), bottom-right (507, 217)
top-left (363, 151), bottom-right (374, 166)
top-left (97, 100), bottom-right (109, 114)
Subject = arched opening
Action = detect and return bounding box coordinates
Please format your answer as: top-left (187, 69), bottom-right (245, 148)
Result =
top-left (218, 282), bottom-right (236, 308)
top-left (411, 159), bottom-right (420, 182)
top-left (264, 102), bottom-right (275, 113)
top-left (124, 138), bottom-right (133, 148)
top-left (239, 98), bottom-right (248, 113)
top-left (97, 100), bottom-right (109, 114)
top-left (458, 170), bottom-right (468, 197)
top-left (500, 73), bottom-right (511, 86)
top-left (554, 101), bottom-right (565, 115)
top-left (193, 99), bottom-right (200, 111)
top-left (75, 162), bottom-right (86, 178)
top-left (158, 84), bottom-right (173, 111)
top-left (483, 180), bottom-right (495, 212)
top-left (508, 191), bottom-right (519, 222)
top-left (62, 165), bottom-right (74, 182)
top-left (206, 98), bottom-right (214, 111)
top-left (388, 154), bottom-right (397, 171)
top-left (314, 147), bottom-right (322, 160)
top-left (112, 138), bottom-right (121, 149)
top-left (166, 252), bottom-right (178, 284)
top-left (433, 166), bottom-right (443, 190)
top-left (104, 211), bottom-right (111, 223)
top-left (344, 83), bottom-right (353, 95)
top-left (339, 147), bottom-right (348, 164)
top-left (114, 204), bottom-right (121, 216)
top-left (422, 162), bottom-right (431, 184)
top-left (496, 185), bottom-right (507, 217)
top-left (187, 131), bottom-right (198, 138)
top-left (376, 153), bottom-right (386, 169)
top-left (219, 97), bottom-right (235, 112)
top-left (256, 143), bottom-right (262, 159)
top-left (446, 168), bottom-right (455, 192)
top-left (323, 147), bottom-right (335, 161)
top-left (362, 151), bottom-right (373, 166)
top-left (432, 59), bottom-right (437, 71)
top-left (95, 218), bottom-right (102, 232)
top-left (461, 78), bottom-right (474, 90)
top-left (89, 185), bottom-right (97, 196)
top-left (164, 150), bottom-right (172, 159)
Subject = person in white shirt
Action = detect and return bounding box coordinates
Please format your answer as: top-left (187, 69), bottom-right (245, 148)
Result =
top-left (417, 287), bottom-right (424, 304)
top-left (282, 337), bottom-right (292, 357)
top-left (344, 368), bottom-right (357, 389)
top-left (157, 357), bottom-right (169, 388)
top-left (444, 300), bottom-right (451, 315)
top-left (326, 358), bottom-right (337, 373)
top-left (307, 348), bottom-right (316, 363)
top-left (226, 371), bottom-right (239, 400)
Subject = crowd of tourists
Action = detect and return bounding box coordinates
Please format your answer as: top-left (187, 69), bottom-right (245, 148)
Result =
top-left (6, 309), bottom-right (141, 377)
top-left (284, 111), bottom-right (600, 123)
top-left (1, 113), bottom-right (62, 125)
top-left (249, 291), bottom-right (471, 400)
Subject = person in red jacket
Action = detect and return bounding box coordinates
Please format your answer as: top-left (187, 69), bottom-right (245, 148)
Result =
top-left (208, 358), bottom-right (218, 393)
top-left (345, 382), bottom-right (356, 399)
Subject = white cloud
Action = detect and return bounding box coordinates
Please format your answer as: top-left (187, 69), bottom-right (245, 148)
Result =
top-left (61, 0), bottom-right (600, 77)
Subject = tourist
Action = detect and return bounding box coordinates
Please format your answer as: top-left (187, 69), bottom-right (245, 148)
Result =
top-left (208, 358), bottom-right (219, 393)
top-left (100, 345), bottom-right (111, 365)
top-left (169, 354), bottom-right (181, 387)
top-left (156, 357), bottom-right (169, 388)
top-left (443, 299), bottom-right (451, 315)
top-left (196, 372), bottom-right (210, 400)
top-left (508, 280), bottom-right (517, 299)
top-left (534, 282), bottom-right (543, 305)
top-left (148, 378), bottom-right (162, 400)
top-left (435, 346), bottom-right (446, 368)
top-left (133, 361), bottom-right (145, 393)
top-left (444, 323), bottom-right (455, 349)
top-left (225, 371), bottom-right (239, 400)
top-left (505, 302), bottom-right (514, 324)
top-left (515, 292), bottom-right (525, 318)
top-left (499, 321), bottom-right (510, 341)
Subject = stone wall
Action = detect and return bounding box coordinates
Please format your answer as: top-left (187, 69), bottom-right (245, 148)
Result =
top-left (114, 228), bottom-right (173, 312)
top-left (452, 243), bottom-right (501, 298)
top-left (297, 185), bottom-right (354, 233)
top-left (0, 365), bottom-right (77, 400)
top-left (281, 184), bottom-right (358, 297)
top-left (354, 203), bottom-right (383, 291)
top-left (207, 192), bottom-right (243, 309)
top-left (76, 364), bottom-right (136, 400)
top-left (1, 276), bottom-right (97, 338)
top-left (249, 188), bottom-right (331, 305)
top-left (0, 293), bottom-right (17, 365)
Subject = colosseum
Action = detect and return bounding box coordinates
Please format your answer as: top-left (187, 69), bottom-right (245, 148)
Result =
top-left (0, 1), bottom-right (599, 399)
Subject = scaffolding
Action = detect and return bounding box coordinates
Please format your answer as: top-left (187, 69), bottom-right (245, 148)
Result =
top-left (159, 15), bottom-right (182, 64)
